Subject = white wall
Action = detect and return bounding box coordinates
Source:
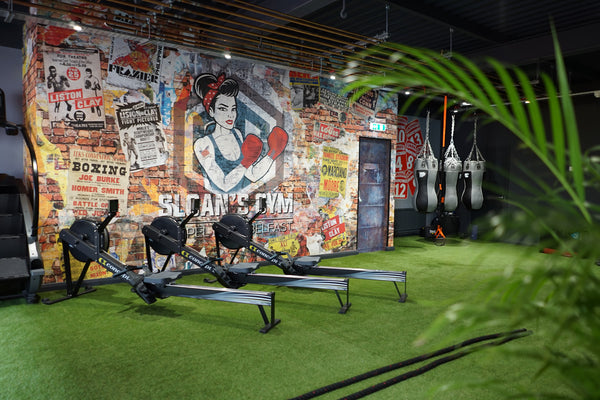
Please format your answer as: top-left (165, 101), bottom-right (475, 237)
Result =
top-left (0, 46), bottom-right (24, 178)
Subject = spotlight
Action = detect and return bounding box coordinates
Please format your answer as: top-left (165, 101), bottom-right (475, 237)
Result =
top-left (224, 51), bottom-right (231, 59)
top-left (72, 24), bottom-right (82, 31)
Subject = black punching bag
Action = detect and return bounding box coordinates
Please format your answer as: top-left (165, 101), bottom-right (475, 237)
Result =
top-left (413, 111), bottom-right (438, 213)
top-left (414, 157), bottom-right (438, 213)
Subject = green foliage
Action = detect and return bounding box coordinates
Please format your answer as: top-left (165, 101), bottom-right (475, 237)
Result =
top-left (344, 29), bottom-right (600, 398)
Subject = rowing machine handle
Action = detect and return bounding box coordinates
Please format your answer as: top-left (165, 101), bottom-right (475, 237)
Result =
top-left (97, 199), bottom-right (119, 233)
top-left (248, 198), bottom-right (267, 225)
top-left (180, 198), bottom-right (200, 228)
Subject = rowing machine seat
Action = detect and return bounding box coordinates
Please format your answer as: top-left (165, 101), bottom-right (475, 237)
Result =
top-left (295, 256), bottom-right (320, 267)
top-left (143, 271), bottom-right (182, 286)
top-left (228, 262), bottom-right (260, 274)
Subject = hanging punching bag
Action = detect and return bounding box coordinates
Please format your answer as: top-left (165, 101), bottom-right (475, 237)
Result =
top-left (443, 114), bottom-right (461, 212)
top-left (461, 160), bottom-right (485, 210)
top-left (443, 159), bottom-right (461, 211)
top-left (414, 157), bottom-right (438, 213)
top-left (413, 111), bottom-right (439, 213)
top-left (461, 116), bottom-right (485, 210)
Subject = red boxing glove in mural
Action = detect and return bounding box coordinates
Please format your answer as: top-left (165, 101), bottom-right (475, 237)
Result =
top-left (267, 126), bottom-right (288, 159)
top-left (193, 72), bottom-right (289, 194)
top-left (241, 134), bottom-right (263, 168)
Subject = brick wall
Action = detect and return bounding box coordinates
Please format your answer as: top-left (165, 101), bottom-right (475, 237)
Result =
top-left (23, 22), bottom-right (398, 284)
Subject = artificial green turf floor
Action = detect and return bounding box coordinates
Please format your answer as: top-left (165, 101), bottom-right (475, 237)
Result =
top-left (0, 236), bottom-right (574, 399)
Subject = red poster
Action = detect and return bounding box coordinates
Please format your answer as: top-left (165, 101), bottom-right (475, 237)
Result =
top-left (394, 117), bottom-right (423, 199)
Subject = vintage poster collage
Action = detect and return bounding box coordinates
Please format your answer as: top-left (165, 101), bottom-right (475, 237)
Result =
top-left (32, 24), bottom-right (399, 281)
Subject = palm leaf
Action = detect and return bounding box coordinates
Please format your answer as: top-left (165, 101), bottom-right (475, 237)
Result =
top-left (344, 24), bottom-right (599, 400)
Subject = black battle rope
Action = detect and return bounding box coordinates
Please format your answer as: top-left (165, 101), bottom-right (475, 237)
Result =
top-left (290, 328), bottom-right (532, 400)
top-left (339, 329), bottom-right (532, 400)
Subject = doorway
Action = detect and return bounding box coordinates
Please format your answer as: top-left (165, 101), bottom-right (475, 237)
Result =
top-left (357, 137), bottom-right (391, 252)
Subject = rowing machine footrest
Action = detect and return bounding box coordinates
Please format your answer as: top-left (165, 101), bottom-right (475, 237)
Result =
top-left (132, 282), bottom-right (157, 305)
top-left (144, 271), bottom-right (182, 286)
top-left (294, 256), bottom-right (320, 267)
top-left (228, 262), bottom-right (260, 274)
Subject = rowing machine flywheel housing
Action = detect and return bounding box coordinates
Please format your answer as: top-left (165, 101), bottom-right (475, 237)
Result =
top-left (217, 214), bottom-right (253, 249)
top-left (68, 219), bottom-right (110, 262)
top-left (147, 216), bottom-right (185, 255)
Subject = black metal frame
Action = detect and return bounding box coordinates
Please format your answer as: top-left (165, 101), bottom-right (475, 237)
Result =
top-left (43, 200), bottom-right (280, 333)
top-left (1, 109), bottom-right (43, 302)
top-left (142, 200), bottom-right (351, 314)
top-left (213, 201), bottom-right (407, 303)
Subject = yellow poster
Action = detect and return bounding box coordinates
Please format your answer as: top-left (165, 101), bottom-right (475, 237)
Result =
top-left (66, 149), bottom-right (129, 217)
top-left (318, 146), bottom-right (348, 198)
top-left (268, 232), bottom-right (300, 257)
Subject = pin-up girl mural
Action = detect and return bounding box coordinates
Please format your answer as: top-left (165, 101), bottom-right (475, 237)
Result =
top-left (193, 73), bottom-right (288, 194)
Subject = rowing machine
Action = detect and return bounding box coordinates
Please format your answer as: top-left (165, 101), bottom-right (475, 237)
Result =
top-left (142, 199), bottom-right (351, 314)
top-left (212, 199), bottom-right (407, 302)
top-left (44, 200), bottom-right (280, 333)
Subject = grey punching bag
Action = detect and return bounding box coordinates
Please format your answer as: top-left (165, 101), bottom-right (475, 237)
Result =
top-left (443, 114), bottom-right (461, 212)
top-left (414, 158), bottom-right (438, 213)
top-left (413, 111), bottom-right (439, 213)
top-left (461, 117), bottom-right (485, 210)
top-left (462, 160), bottom-right (485, 210)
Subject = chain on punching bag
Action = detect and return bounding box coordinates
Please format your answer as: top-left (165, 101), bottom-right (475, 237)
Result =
top-left (413, 111), bottom-right (438, 213)
top-left (462, 116), bottom-right (485, 210)
top-left (443, 113), bottom-right (462, 211)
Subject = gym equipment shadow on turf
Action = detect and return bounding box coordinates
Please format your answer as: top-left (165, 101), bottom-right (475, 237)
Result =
top-left (212, 199), bottom-right (407, 303)
top-left (142, 199), bottom-right (351, 314)
top-left (43, 200), bottom-right (280, 333)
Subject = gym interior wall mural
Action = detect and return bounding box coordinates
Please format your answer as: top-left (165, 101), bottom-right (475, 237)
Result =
top-left (23, 23), bottom-right (398, 284)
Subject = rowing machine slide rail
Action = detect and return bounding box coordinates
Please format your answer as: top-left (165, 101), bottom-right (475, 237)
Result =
top-left (142, 198), bottom-right (351, 314)
top-left (45, 199), bottom-right (280, 333)
top-left (213, 199), bottom-right (407, 303)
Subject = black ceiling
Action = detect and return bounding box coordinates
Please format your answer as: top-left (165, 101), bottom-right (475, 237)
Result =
top-left (2, 0), bottom-right (600, 93)
top-left (292, 0), bottom-right (600, 94)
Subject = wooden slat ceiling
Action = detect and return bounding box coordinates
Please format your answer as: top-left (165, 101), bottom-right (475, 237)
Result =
top-left (7, 0), bottom-right (389, 75)
top-left (3, 0), bottom-right (600, 96)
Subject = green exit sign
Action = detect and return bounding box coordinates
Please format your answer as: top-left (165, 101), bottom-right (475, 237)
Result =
top-left (369, 122), bottom-right (387, 131)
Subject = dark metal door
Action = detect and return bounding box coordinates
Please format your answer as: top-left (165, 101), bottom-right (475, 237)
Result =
top-left (357, 138), bottom-right (391, 252)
